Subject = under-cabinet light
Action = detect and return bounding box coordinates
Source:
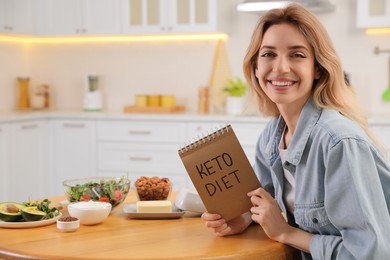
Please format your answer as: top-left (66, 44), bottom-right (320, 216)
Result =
top-left (0, 33), bottom-right (228, 44)
top-left (366, 28), bottom-right (390, 35)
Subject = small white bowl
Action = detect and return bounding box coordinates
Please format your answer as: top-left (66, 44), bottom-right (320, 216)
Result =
top-left (57, 217), bottom-right (80, 232)
top-left (68, 201), bottom-right (112, 225)
top-left (174, 188), bottom-right (206, 213)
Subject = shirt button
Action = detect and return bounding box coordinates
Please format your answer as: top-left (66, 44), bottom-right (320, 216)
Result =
top-left (312, 218), bottom-right (319, 224)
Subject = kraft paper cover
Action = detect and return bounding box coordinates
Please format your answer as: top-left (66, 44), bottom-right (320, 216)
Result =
top-left (178, 125), bottom-right (261, 221)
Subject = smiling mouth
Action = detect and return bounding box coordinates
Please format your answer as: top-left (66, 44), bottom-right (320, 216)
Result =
top-left (268, 80), bottom-right (296, 89)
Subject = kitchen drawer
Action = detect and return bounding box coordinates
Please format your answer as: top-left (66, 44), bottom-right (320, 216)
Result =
top-left (98, 142), bottom-right (185, 173)
top-left (98, 170), bottom-right (188, 191)
top-left (97, 121), bottom-right (187, 143)
top-left (186, 122), bottom-right (264, 147)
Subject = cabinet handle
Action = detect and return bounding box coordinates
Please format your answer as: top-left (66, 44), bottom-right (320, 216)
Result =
top-left (128, 130), bottom-right (151, 135)
top-left (21, 124), bottom-right (38, 130)
top-left (63, 123), bottom-right (85, 128)
top-left (129, 156), bottom-right (152, 161)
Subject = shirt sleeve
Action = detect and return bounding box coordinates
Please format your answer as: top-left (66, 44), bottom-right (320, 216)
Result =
top-left (254, 122), bottom-right (275, 197)
top-left (310, 138), bottom-right (390, 259)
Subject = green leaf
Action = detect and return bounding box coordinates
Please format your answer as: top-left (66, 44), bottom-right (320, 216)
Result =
top-left (223, 77), bottom-right (248, 97)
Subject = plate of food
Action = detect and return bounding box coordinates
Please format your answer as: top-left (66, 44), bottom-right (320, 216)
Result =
top-left (123, 203), bottom-right (185, 220)
top-left (0, 199), bottom-right (61, 229)
top-left (0, 213), bottom-right (62, 229)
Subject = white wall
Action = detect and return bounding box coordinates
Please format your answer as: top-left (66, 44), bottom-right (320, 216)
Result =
top-left (0, 42), bottom-right (30, 111)
top-left (1, 0), bottom-right (390, 115)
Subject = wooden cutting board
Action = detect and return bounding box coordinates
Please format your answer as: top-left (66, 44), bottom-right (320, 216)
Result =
top-left (123, 105), bottom-right (186, 114)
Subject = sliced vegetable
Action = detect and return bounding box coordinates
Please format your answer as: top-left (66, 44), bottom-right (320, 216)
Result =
top-left (22, 199), bottom-right (60, 220)
top-left (0, 202), bottom-right (25, 222)
top-left (21, 207), bottom-right (46, 221)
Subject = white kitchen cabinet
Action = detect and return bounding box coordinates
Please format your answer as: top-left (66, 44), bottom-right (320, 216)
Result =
top-left (0, 0), bottom-right (34, 35)
top-left (357, 0), bottom-right (390, 28)
top-left (97, 120), bottom-right (188, 189)
top-left (37, 0), bottom-right (120, 36)
top-left (7, 120), bottom-right (49, 202)
top-left (50, 119), bottom-right (97, 196)
top-left (121, 0), bottom-right (219, 34)
top-left (186, 121), bottom-right (264, 166)
top-left (0, 124), bottom-right (8, 201)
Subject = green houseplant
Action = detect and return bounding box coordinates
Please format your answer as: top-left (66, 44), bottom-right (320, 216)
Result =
top-left (223, 77), bottom-right (248, 115)
top-left (223, 77), bottom-right (248, 97)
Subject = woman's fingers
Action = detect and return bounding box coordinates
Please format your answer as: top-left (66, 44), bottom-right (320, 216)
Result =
top-left (201, 212), bottom-right (226, 229)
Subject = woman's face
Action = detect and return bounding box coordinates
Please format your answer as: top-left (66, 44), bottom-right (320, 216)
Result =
top-left (255, 23), bottom-right (319, 111)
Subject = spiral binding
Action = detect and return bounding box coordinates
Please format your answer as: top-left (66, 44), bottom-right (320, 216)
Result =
top-left (178, 124), bottom-right (230, 155)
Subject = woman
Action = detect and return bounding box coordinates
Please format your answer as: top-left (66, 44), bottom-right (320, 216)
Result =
top-left (201, 4), bottom-right (390, 259)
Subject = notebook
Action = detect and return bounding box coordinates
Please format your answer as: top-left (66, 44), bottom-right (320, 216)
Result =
top-left (178, 124), bottom-right (261, 221)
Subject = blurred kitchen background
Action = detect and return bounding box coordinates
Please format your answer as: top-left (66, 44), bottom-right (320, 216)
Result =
top-left (0, 0), bottom-right (389, 115)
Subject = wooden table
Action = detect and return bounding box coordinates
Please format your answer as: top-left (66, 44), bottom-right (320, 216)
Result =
top-left (0, 193), bottom-right (299, 260)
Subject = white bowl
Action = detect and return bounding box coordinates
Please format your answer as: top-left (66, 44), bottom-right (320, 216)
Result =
top-left (174, 188), bottom-right (206, 213)
top-left (56, 217), bottom-right (80, 232)
top-left (68, 201), bottom-right (112, 225)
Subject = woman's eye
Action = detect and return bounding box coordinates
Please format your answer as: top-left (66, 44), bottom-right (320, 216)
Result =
top-left (291, 52), bottom-right (306, 58)
top-left (260, 51), bottom-right (275, 57)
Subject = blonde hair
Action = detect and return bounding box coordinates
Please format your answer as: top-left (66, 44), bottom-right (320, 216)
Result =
top-left (243, 3), bottom-right (383, 153)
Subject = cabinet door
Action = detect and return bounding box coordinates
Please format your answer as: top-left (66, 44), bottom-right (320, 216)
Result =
top-left (98, 142), bottom-right (187, 188)
top-left (51, 120), bottom-right (97, 196)
top-left (82, 0), bottom-right (121, 35)
top-left (169, 0), bottom-right (216, 33)
top-left (0, 0), bottom-right (34, 35)
top-left (40, 0), bottom-right (82, 35)
top-left (121, 0), bottom-right (168, 34)
top-left (0, 124), bottom-right (8, 201)
top-left (357, 0), bottom-right (390, 28)
top-left (7, 121), bottom-right (49, 202)
top-left (186, 122), bottom-right (264, 165)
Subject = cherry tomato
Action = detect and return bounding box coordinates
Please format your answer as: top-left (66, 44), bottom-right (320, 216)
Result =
top-left (98, 197), bottom-right (110, 203)
top-left (80, 195), bottom-right (91, 201)
top-left (113, 190), bottom-right (123, 201)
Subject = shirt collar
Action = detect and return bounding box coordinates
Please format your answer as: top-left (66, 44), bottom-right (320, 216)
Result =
top-left (267, 97), bottom-right (322, 167)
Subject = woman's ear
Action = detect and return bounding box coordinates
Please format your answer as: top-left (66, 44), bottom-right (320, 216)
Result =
top-left (315, 66), bottom-right (322, 79)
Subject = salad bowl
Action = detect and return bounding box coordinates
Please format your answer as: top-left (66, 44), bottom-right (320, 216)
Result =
top-left (63, 177), bottom-right (130, 209)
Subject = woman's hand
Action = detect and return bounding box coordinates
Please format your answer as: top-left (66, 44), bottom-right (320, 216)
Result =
top-left (248, 188), bottom-right (291, 242)
top-left (201, 211), bottom-right (252, 236)
top-left (248, 188), bottom-right (313, 253)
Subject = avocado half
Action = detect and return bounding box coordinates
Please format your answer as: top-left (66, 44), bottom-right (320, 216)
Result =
top-left (21, 207), bottom-right (46, 221)
top-left (0, 202), bottom-right (25, 222)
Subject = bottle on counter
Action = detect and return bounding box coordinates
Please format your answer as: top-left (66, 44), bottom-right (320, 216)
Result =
top-left (42, 84), bottom-right (50, 108)
top-left (198, 86), bottom-right (210, 114)
top-left (30, 84), bottom-right (49, 110)
top-left (16, 77), bottom-right (30, 110)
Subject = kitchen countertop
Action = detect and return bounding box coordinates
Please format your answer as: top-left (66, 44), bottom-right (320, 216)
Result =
top-left (0, 110), bottom-right (270, 124)
top-left (0, 110), bottom-right (390, 124)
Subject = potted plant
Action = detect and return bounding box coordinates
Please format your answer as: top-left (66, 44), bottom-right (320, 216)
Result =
top-left (223, 77), bottom-right (248, 115)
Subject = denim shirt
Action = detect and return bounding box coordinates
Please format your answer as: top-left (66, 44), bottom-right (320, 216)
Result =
top-left (254, 98), bottom-right (390, 259)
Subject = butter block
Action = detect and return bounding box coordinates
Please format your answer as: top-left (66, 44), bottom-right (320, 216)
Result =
top-left (136, 200), bottom-right (172, 213)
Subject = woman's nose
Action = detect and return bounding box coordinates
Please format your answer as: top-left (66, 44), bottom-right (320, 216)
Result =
top-left (272, 57), bottom-right (290, 73)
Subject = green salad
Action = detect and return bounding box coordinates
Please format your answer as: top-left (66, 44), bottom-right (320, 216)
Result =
top-left (65, 177), bottom-right (130, 207)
